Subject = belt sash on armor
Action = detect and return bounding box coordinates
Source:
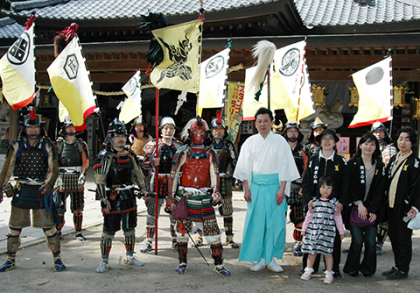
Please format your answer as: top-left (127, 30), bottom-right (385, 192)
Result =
top-left (174, 186), bottom-right (215, 222)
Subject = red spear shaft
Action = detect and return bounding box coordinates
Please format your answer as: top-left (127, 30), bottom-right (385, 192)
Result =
top-left (154, 87), bottom-right (159, 255)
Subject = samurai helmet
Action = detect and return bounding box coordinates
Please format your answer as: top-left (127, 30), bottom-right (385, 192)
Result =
top-left (160, 116), bottom-right (176, 129)
top-left (371, 121), bottom-right (391, 143)
top-left (284, 119), bottom-right (303, 143)
top-left (210, 118), bottom-right (225, 129)
top-left (272, 121), bottom-right (283, 133)
top-left (310, 117), bottom-right (327, 130)
top-left (23, 106), bottom-right (44, 127)
top-left (285, 119), bottom-right (299, 130)
top-left (61, 115), bottom-right (77, 136)
top-left (20, 107), bottom-right (46, 138)
top-left (371, 121), bottom-right (387, 132)
top-left (188, 116), bottom-right (209, 145)
top-left (108, 118), bottom-right (127, 137)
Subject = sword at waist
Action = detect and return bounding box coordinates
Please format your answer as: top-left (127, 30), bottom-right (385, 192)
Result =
top-left (107, 184), bottom-right (135, 191)
top-left (15, 178), bottom-right (45, 185)
top-left (177, 186), bottom-right (212, 196)
top-left (219, 172), bottom-right (231, 178)
top-left (59, 166), bottom-right (82, 173)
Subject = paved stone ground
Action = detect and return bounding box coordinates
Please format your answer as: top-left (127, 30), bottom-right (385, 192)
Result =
top-left (0, 177), bottom-right (420, 292)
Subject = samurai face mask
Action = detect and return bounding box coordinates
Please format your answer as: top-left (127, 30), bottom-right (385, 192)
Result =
top-left (190, 118), bottom-right (207, 145)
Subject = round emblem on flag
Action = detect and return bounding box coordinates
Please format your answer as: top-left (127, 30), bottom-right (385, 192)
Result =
top-left (279, 48), bottom-right (300, 76)
top-left (6, 31), bottom-right (30, 65)
top-left (205, 55), bottom-right (224, 78)
top-left (365, 67), bottom-right (384, 85)
top-left (64, 54), bottom-right (79, 80)
top-left (125, 76), bottom-right (138, 96)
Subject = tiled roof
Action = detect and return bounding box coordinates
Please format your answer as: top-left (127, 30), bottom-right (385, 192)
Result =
top-left (294, 0), bottom-right (420, 27)
top-left (0, 17), bottom-right (25, 39)
top-left (6, 0), bottom-right (279, 19)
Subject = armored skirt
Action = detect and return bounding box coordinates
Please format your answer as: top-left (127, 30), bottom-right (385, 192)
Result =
top-left (239, 173), bottom-right (288, 262)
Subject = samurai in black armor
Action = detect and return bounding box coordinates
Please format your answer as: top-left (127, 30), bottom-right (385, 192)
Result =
top-left (0, 107), bottom-right (65, 272)
top-left (140, 117), bottom-right (182, 253)
top-left (55, 116), bottom-right (89, 241)
top-left (94, 118), bottom-right (148, 273)
top-left (283, 119), bottom-right (308, 257)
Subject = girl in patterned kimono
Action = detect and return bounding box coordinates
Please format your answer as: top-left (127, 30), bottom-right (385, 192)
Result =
top-left (300, 176), bottom-right (345, 284)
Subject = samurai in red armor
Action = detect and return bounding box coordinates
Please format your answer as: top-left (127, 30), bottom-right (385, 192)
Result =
top-left (55, 116), bottom-right (89, 241)
top-left (140, 117), bottom-right (182, 253)
top-left (94, 118), bottom-right (148, 273)
top-left (167, 116), bottom-right (231, 276)
top-left (0, 108), bottom-right (65, 272)
top-left (193, 118), bottom-right (240, 248)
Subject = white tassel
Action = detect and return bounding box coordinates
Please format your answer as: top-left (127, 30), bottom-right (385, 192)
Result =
top-left (250, 40), bottom-right (276, 94)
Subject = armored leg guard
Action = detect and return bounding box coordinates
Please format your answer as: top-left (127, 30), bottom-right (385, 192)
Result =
top-left (74, 211), bottom-right (86, 241)
top-left (177, 241), bottom-right (188, 264)
top-left (44, 229), bottom-right (66, 272)
top-left (100, 232), bottom-right (114, 259)
top-left (140, 223), bottom-right (155, 253)
top-left (146, 226), bottom-right (155, 241)
top-left (124, 231), bottom-right (144, 268)
top-left (170, 223), bottom-right (176, 238)
top-left (211, 243), bottom-right (231, 276)
top-left (224, 217), bottom-right (239, 248)
top-left (73, 211), bottom-right (83, 232)
top-left (124, 230), bottom-right (135, 255)
top-left (211, 243), bottom-right (224, 265)
top-left (56, 214), bottom-right (65, 235)
top-left (0, 233), bottom-right (21, 272)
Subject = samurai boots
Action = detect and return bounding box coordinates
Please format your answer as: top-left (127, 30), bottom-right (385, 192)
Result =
top-left (123, 256), bottom-right (144, 267)
top-left (75, 232), bottom-right (86, 242)
top-left (176, 263), bottom-right (187, 274)
top-left (53, 256), bottom-right (67, 272)
top-left (0, 257), bottom-right (16, 272)
top-left (96, 259), bottom-right (110, 273)
top-left (139, 240), bottom-right (153, 253)
top-left (226, 236), bottom-right (239, 249)
top-left (214, 264), bottom-right (232, 277)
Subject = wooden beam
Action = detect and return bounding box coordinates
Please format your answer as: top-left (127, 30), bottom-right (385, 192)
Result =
top-left (309, 71), bottom-right (420, 82)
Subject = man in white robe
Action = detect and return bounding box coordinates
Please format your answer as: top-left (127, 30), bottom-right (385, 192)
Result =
top-left (234, 107), bottom-right (300, 272)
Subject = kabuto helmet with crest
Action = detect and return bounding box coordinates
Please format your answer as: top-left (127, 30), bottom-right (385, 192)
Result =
top-left (20, 106), bottom-right (46, 137)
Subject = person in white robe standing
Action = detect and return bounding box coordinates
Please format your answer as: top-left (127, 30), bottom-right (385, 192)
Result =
top-left (234, 107), bottom-right (300, 272)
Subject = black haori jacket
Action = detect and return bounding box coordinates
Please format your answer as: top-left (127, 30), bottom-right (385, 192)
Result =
top-left (348, 156), bottom-right (386, 222)
top-left (386, 153), bottom-right (420, 219)
top-left (302, 152), bottom-right (349, 207)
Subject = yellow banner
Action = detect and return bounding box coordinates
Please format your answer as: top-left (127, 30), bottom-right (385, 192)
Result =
top-left (227, 83), bottom-right (245, 141)
top-left (150, 20), bottom-right (201, 93)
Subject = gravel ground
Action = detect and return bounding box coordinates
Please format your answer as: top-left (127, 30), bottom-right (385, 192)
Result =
top-left (1, 192), bottom-right (420, 293)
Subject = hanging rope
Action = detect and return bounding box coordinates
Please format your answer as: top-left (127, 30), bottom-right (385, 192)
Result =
top-left (37, 83), bottom-right (156, 96)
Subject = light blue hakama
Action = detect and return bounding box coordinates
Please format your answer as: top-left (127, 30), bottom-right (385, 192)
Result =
top-left (239, 173), bottom-right (288, 262)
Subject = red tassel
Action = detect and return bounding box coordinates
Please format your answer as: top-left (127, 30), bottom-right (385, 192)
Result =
top-left (178, 221), bottom-right (186, 237)
top-left (25, 15), bottom-right (36, 30)
top-left (216, 109), bottom-right (222, 124)
top-left (29, 107), bottom-right (36, 120)
top-left (56, 23), bottom-right (79, 41)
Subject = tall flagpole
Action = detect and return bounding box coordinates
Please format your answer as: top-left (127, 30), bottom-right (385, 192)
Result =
top-left (295, 37), bottom-right (307, 122)
top-left (154, 87), bottom-right (159, 255)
